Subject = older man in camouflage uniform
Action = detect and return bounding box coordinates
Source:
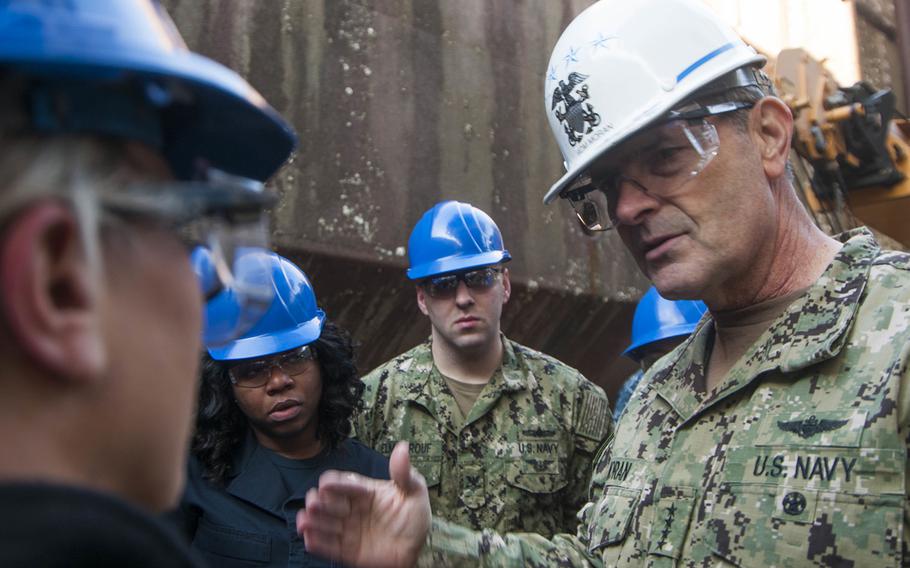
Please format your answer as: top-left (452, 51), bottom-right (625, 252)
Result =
top-left (355, 200), bottom-right (611, 537)
top-left (298, 1), bottom-right (910, 566)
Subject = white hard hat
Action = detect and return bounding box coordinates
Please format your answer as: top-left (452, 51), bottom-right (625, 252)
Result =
top-left (542, 0), bottom-right (765, 204)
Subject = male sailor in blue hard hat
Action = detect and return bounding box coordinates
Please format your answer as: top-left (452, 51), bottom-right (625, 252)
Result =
top-left (354, 200), bottom-right (610, 538)
top-left (175, 254), bottom-right (388, 568)
top-left (0, 1), bottom-right (294, 565)
top-left (613, 287), bottom-right (706, 419)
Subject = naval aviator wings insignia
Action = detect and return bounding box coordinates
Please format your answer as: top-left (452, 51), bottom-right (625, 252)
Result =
top-left (777, 415), bottom-right (849, 439)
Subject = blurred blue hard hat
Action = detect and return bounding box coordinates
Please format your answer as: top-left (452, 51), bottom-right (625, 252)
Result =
top-left (204, 252), bottom-right (325, 361)
top-left (407, 200), bottom-right (511, 280)
top-left (0, 0), bottom-right (296, 181)
top-left (623, 286), bottom-right (707, 360)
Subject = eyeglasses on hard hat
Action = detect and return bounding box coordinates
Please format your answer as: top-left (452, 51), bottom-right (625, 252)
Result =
top-left (420, 267), bottom-right (502, 298)
top-left (99, 169), bottom-right (274, 240)
top-left (228, 345), bottom-right (317, 388)
top-left (561, 100), bottom-right (754, 232)
top-left (99, 169), bottom-right (279, 347)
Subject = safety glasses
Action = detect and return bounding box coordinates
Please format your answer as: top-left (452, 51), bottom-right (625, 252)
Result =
top-left (562, 101), bottom-right (753, 232)
top-left (99, 169), bottom-right (278, 346)
top-left (421, 267), bottom-right (502, 298)
top-left (228, 345), bottom-right (317, 388)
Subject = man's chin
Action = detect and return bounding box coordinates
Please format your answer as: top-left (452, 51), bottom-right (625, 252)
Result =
top-left (450, 333), bottom-right (491, 352)
top-left (648, 268), bottom-right (706, 302)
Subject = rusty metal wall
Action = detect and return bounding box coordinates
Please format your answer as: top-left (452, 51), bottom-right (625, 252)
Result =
top-left (854, 0), bottom-right (907, 113)
top-left (895, 0), bottom-right (910, 113)
top-left (162, 0), bottom-right (652, 400)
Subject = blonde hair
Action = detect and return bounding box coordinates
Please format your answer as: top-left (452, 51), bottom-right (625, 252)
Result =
top-left (1, 135), bottom-right (160, 275)
top-left (0, 71), bottom-right (165, 224)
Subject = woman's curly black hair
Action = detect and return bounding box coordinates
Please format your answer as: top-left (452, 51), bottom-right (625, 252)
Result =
top-left (191, 320), bottom-right (364, 486)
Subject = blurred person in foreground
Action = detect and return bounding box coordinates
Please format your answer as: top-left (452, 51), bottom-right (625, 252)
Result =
top-left (175, 254), bottom-right (387, 567)
top-left (0, 0), bottom-right (295, 565)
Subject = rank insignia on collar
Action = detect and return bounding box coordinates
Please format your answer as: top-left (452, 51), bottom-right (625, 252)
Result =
top-left (777, 415), bottom-right (848, 439)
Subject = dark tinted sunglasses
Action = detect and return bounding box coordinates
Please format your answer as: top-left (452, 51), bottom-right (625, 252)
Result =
top-left (421, 267), bottom-right (502, 298)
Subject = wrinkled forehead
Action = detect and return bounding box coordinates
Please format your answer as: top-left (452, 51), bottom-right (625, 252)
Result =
top-left (586, 119), bottom-right (693, 177)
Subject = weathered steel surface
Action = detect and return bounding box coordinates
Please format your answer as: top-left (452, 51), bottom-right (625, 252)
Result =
top-left (163, 0), bottom-right (648, 399)
top-left (895, 0), bottom-right (910, 114)
top-left (854, 0), bottom-right (906, 113)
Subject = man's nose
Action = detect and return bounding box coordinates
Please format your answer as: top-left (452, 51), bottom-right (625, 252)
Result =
top-left (610, 178), bottom-right (660, 227)
top-left (454, 280), bottom-right (474, 307)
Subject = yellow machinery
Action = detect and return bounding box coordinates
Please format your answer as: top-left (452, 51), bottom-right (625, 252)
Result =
top-left (774, 48), bottom-right (910, 246)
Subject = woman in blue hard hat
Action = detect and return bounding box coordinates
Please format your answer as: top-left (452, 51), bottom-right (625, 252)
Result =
top-left (175, 253), bottom-right (388, 568)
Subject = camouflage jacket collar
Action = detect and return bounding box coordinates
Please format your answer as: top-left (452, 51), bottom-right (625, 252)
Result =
top-left (652, 227), bottom-right (878, 424)
top-left (400, 334), bottom-right (529, 395)
top-left (400, 335), bottom-right (532, 429)
top-left (494, 335), bottom-right (534, 392)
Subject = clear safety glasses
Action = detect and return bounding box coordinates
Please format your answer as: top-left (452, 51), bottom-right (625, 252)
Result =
top-left (562, 101), bottom-right (753, 232)
top-left (228, 345), bottom-right (317, 388)
top-left (99, 169), bottom-right (277, 347)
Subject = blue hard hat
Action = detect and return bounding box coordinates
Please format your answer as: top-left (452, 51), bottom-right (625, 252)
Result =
top-left (191, 246), bottom-right (221, 300)
top-left (623, 287), bottom-right (707, 360)
top-left (0, 0), bottom-right (296, 181)
top-left (206, 253), bottom-right (325, 361)
top-left (407, 201), bottom-right (511, 280)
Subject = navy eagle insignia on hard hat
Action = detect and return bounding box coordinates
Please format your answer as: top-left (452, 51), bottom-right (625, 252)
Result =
top-left (551, 72), bottom-right (601, 146)
top-left (777, 415), bottom-right (849, 439)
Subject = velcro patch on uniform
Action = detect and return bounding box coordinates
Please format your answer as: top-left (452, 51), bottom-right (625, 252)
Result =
top-left (577, 391), bottom-right (610, 441)
top-left (517, 435), bottom-right (562, 461)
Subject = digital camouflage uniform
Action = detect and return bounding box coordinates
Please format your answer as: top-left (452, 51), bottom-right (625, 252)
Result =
top-left (355, 335), bottom-right (612, 537)
top-left (422, 228), bottom-right (910, 567)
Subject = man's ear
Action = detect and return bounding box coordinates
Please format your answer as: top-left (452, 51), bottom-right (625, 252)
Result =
top-left (0, 200), bottom-right (106, 382)
top-left (415, 284), bottom-right (429, 316)
top-left (751, 96), bottom-right (793, 181)
top-left (501, 268), bottom-right (511, 304)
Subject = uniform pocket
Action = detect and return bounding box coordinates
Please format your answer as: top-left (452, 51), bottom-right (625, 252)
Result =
top-left (711, 445), bottom-right (905, 567)
top-left (505, 434), bottom-right (568, 494)
top-left (412, 455), bottom-right (442, 488)
top-left (505, 457), bottom-right (568, 494)
top-left (709, 483), bottom-right (903, 567)
top-left (647, 486), bottom-right (697, 561)
top-left (586, 486), bottom-right (640, 554)
top-left (408, 440), bottom-right (444, 488)
top-left (193, 519), bottom-right (271, 565)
